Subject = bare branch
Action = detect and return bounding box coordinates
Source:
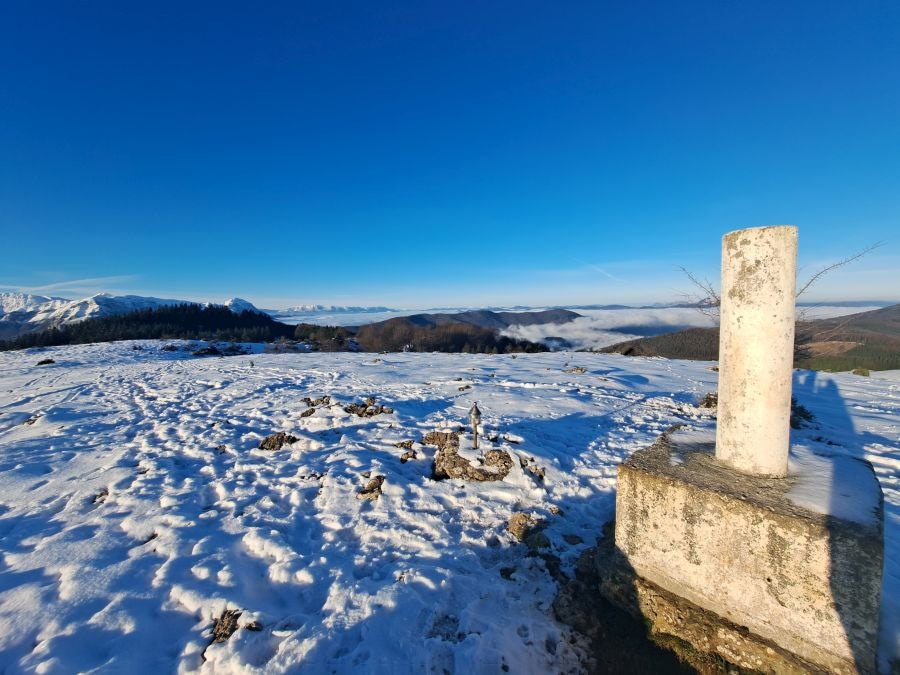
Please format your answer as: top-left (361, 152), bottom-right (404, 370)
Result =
top-left (795, 242), bottom-right (884, 299)
top-left (676, 266), bottom-right (720, 318)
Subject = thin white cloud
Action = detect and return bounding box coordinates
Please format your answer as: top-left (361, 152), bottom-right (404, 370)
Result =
top-left (0, 275), bottom-right (140, 296)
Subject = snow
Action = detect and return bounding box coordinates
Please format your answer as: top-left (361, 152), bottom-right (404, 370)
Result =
top-left (787, 445), bottom-right (883, 526)
top-left (0, 293), bottom-right (66, 315)
top-left (222, 298), bottom-right (263, 315)
top-left (0, 293), bottom-right (186, 337)
top-left (0, 344), bottom-right (896, 673)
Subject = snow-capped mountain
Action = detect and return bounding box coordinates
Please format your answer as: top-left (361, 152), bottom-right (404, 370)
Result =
top-left (222, 297), bottom-right (263, 314)
top-left (0, 292), bottom-right (265, 340)
top-left (0, 292), bottom-right (68, 315)
top-left (26, 293), bottom-right (185, 326)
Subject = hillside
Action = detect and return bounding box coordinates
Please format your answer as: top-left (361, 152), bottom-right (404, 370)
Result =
top-left (601, 304), bottom-right (900, 371)
top-left (0, 343), bottom-right (896, 672)
top-left (0, 304), bottom-right (295, 350)
top-left (794, 304), bottom-right (900, 371)
top-left (1, 305), bottom-right (551, 355)
top-left (396, 308), bottom-right (581, 330)
top-left (599, 327), bottom-right (721, 360)
top-left (0, 292), bottom-right (264, 340)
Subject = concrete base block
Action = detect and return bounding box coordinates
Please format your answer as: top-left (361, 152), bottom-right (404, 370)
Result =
top-left (610, 428), bottom-right (884, 674)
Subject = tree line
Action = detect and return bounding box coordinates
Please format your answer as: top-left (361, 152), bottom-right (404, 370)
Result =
top-left (1, 304), bottom-right (548, 354)
top-left (0, 304), bottom-right (294, 351)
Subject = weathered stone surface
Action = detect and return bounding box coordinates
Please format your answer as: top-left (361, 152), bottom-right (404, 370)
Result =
top-left (586, 525), bottom-right (818, 674)
top-left (614, 428), bottom-right (884, 674)
top-left (344, 397), bottom-right (393, 417)
top-left (258, 432), bottom-right (298, 450)
top-left (357, 475), bottom-right (384, 501)
top-left (422, 431), bottom-right (458, 450)
top-left (425, 431), bottom-right (514, 481)
top-left (210, 609), bottom-right (242, 645)
top-left (716, 225), bottom-right (797, 477)
top-left (507, 513), bottom-right (550, 550)
top-left (507, 512), bottom-right (537, 541)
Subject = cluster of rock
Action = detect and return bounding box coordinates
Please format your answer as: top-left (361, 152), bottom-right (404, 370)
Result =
top-left (258, 432), bottom-right (298, 451)
top-left (423, 431), bottom-right (514, 481)
top-left (344, 396), bottom-right (394, 417)
top-left (517, 454), bottom-right (546, 482)
top-left (300, 395), bottom-right (330, 418)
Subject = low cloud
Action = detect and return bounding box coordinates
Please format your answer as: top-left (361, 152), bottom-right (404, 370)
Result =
top-left (502, 308), bottom-right (717, 351)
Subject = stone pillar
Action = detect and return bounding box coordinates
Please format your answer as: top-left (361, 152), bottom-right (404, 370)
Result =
top-left (715, 225), bottom-right (797, 477)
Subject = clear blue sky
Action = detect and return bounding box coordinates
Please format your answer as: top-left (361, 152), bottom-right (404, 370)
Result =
top-left (1, 1), bottom-right (897, 308)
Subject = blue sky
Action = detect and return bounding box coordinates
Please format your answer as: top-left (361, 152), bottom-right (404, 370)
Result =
top-left (1, 1), bottom-right (897, 308)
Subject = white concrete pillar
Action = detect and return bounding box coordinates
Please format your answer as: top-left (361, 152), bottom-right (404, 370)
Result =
top-left (715, 225), bottom-right (797, 477)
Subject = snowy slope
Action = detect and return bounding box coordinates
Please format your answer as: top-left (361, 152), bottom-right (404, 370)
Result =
top-left (223, 298), bottom-right (264, 314)
top-left (0, 293), bottom-right (66, 315)
top-left (0, 345), bottom-right (896, 673)
top-left (0, 293), bottom-right (267, 339)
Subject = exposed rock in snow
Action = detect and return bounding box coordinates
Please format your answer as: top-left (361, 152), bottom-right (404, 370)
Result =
top-left (258, 432), bottom-right (299, 450)
top-left (357, 475), bottom-right (385, 501)
top-left (426, 431), bottom-right (515, 481)
top-left (0, 344), bottom-right (895, 673)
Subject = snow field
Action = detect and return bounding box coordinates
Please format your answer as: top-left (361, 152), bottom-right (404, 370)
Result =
top-left (0, 342), bottom-right (896, 673)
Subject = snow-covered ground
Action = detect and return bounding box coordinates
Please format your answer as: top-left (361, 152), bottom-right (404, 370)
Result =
top-left (0, 343), bottom-right (896, 673)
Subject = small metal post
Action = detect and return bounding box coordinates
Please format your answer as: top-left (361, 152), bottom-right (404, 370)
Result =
top-left (468, 402), bottom-right (482, 450)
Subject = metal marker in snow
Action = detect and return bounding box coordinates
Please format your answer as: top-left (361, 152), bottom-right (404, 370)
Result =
top-left (468, 402), bottom-right (482, 449)
top-left (715, 225), bottom-right (798, 477)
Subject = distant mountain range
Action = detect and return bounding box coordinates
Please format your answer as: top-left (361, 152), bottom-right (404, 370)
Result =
top-left (0, 292), bottom-right (264, 340)
top-left (395, 308), bottom-right (581, 330)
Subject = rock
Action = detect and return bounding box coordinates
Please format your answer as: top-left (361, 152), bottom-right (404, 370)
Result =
top-left (507, 512), bottom-right (538, 541)
top-left (192, 345), bottom-right (222, 356)
top-left (393, 440), bottom-right (414, 450)
top-left (357, 475), bottom-right (385, 501)
top-left (422, 431), bottom-right (459, 450)
top-left (161, 344), bottom-right (178, 352)
top-left (345, 397), bottom-right (393, 417)
top-left (36, 358), bottom-right (55, 366)
top-left (258, 432), bottom-right (299, 450)
top-left (424, 431), bottom-right (513, 481)
top-left (210, 609), bottom-right (242, 645)
top-left (564, 366), bottom-right (587, 374)
top-left (300, 408), bottom-right (316, 418)
top-left (698, 392), bottom-right (718, 408)
top-left (302, 395), bottom-right (330, 407)
top-left (458, 384), bottom-right (472, 391)
top-left (518, 455), bottom-right (546, 482)
top-left (400, 449), bottom-right (417, 463)
top-left (507, 513), bottom-right (550, 550)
